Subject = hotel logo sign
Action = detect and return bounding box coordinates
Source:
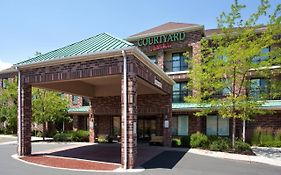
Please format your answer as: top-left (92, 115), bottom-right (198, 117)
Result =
top-left (137, 32), bottom-right (186, 47)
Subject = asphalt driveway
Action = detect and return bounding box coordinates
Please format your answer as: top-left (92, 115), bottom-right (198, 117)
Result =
top-left (0, 143), bottom-right (281, 175)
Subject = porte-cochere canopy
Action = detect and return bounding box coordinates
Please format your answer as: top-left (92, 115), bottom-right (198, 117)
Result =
top-left (14, 32), bottom-right (174, 169)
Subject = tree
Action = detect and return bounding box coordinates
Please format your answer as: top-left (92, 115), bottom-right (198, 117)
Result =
top-left (32, 88), bottom-right (69, 140)
top-left (0, 78), bottom-right (18, 134)
top-left (186, 0), bottom-right (281, 148)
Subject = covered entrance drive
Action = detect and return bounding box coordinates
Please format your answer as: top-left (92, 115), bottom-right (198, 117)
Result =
top-left (16, 33), bottom-right (174, 169)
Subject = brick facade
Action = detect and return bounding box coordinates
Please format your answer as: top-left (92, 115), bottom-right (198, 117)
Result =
top-left (3, 22), bottom-right (280, 170)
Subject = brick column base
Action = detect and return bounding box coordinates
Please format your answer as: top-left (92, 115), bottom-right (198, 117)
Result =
top-left (18, 83), bottom-right (32, 156)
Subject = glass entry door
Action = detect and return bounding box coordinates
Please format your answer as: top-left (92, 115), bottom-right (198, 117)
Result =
top-left (137, 118), bottom-right (156, 142)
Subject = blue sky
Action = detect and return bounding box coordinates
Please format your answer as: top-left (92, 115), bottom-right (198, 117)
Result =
top-left (0, 0), bottom-right (279, 68)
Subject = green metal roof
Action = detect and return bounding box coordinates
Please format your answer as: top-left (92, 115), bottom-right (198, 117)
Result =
top-left (68, 100), bottom-right (281, 114)
top-left (68, 106), bottom-right (90, 113)
top-left (172, 100), bottom-right (281, 110)
top-left (16, 33), bottom-right (133, 66)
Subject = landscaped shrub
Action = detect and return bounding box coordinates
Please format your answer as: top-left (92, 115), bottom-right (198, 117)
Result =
top-left (209, 137), bottom-right (230, 151)
top-left (234, 139), bottom-right (251, 152)
top-left (260, 128), bottom-right (274, 147)
top-left (53, 130), bottom-right (89, 142)
top-left (273, 129), bottom-right (281, 147)
top-left (75, 130), bottom-right (89, 142)
top-left (172, 137), bottom-right (181, 147)
top-left (251, 127), bottom-right (281, 147)
top-left (96, 134), bottom-right (113, 143)
top-left (251, 127), bottom-right (262, 146)
top-left (190, 132), bottom-right (208, 148)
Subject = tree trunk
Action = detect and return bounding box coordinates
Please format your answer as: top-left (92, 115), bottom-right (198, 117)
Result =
top-left (42, 122), bottom-right (46, 141)
top-left (232, 117), bottom-right (236, 149)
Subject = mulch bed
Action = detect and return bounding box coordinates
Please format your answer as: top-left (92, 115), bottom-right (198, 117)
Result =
top-left (21, 155), bottom-right (120, 171)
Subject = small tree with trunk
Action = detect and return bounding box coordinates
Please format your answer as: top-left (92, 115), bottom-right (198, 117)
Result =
top-left (32, 88), bottom-right (69, 140)
top-left (186, 0), bottom-right (281, 148)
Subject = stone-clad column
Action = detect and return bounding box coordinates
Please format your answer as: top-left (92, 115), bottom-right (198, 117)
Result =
top-left (17, 76), bottom-right (32, 156)
top-left (121, 72), bottom-right (137, 169)
top-left (89, 98), bottom-right (96, 143)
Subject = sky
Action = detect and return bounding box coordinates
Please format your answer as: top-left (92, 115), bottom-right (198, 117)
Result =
top-left (0, 0), bottom-right (279, 70)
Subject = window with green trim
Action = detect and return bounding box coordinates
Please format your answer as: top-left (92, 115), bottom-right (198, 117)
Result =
top-left (72, 95), bottom-right (79, 105)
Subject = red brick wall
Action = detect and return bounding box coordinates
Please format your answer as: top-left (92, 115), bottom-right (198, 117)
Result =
top-left (246, 112), bottom-right (281, 141)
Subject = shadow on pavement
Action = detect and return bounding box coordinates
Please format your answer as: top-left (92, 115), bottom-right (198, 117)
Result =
top-left (49, 144), bottom-right (121, 164)
top-left (141, 150), bottom-right (188, 169)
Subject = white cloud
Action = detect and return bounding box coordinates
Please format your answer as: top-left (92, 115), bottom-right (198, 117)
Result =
top-left (0, 59), bottom-right (12, 71)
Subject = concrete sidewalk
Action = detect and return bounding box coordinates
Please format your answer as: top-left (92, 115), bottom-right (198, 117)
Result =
top-left (0, 135), bottom-right (53, 145)
top-left (189, 148), bottom-right (281, 167)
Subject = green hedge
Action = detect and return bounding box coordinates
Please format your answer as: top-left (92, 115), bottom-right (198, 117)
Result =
top-left (189, 132), bottom-right (252, 154)
top-left (53, 130), bottom-right (89, 142)
top-left (190, 132), bottom-right (208, 148)
top-left (209, 137), bottom-right (230, 151)
top-left (251, 127), bottom-right (281, 147)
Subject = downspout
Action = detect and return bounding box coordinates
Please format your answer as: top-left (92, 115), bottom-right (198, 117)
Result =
top-left (122, 50), bottom-right (128, 170)
top-left (16, 67), bottom-right (22, 155)
top-left (242, 120), bottom-right (246, 142)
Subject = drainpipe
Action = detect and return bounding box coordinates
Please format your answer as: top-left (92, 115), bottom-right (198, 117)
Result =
top-left (242, 120), bottom-right (246, 142)
top-left (16, 67), bottom-right (22, 155)
top-left (122, 50), bottom-right (128, 170)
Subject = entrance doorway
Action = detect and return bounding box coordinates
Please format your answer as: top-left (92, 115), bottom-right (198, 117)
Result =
top-left (138, 117), bottom-right (156, 142)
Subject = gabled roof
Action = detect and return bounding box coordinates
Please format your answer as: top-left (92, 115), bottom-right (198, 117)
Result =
top-left (127, 22), bottom-right (203, 41)
top-left (204, 28), bottom-right (222, 37)
top-left (16, 33), bottom-right (133, 66)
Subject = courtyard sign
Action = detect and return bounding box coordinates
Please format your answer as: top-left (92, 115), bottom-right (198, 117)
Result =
top-left (137, 32), bottom-right (186, 47)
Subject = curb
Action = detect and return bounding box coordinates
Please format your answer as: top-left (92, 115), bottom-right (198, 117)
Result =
top-left (189, 148), bottom-right (281, 167)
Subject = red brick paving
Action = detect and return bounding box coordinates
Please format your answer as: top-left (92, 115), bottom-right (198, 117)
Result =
top-left (21, 155), bottom-right (120, 171)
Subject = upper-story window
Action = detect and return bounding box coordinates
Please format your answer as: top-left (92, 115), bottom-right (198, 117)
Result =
top-left (173, 82), bottom-right (191, 103)
top-left (148, 55), bottom-right (157, 64)
top-left (82, 97), bottom-right (90, 106)
top-left (72, 95), bottom-right (79, 105)
top-left (164, 52), bottom-right (188, 72)
top-left (252, 47), bottom-right (270, 63)
top-left (249, 78), bottom-right (268, 99)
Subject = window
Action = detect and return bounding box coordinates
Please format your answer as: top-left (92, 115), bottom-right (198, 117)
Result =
top-left (72, 95), bottom-right (79, 105)
top-left (172, 116), bottom-right (189, 136)
top-left (149, 55), bottom-right (157, 64)
top-left (249, 78), bottom-right (268, 99)
top-left (178, 116), bottom-right (189, 136)
top-left (164, 52), bottom-right (189, 72)
top-left (252, 47), bottom-right (270, 63)
top-left (173, 82), bottom-right (190, 103)
top-left (82, 97), bottom-right (90, 106)
top-left (172, 53), bottom-right (188, 72)
top-left (206, 116), bottom-right (229, 136)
